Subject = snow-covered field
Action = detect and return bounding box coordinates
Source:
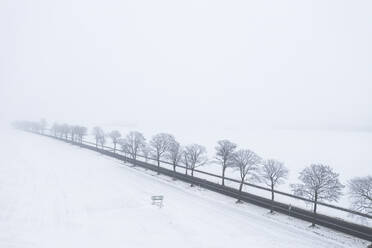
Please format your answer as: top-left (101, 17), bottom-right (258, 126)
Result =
top-left (82, 123), bottom-right (372, 224)
top-left (0, 127), bottom-right (369, 248)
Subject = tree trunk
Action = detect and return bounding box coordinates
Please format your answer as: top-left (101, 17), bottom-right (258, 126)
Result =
top-left (312, 192), bottom-right (318, 227)
top-left (133, 154), bottom-right (136, 165)
top-left (157, 158), bottom-right (160, 175)
top-left (237, 179), bottom-right (244, 203)
top-left (113, 142), bottom-right (116, 153)
top-left (270, 184), bottom-right (274, 213)
top-left (173, 163), bottom-right (177, 180)
top-left (222, 166), bottom-right (226, 186)
top-left (190, 169), bottom-right (194, 187)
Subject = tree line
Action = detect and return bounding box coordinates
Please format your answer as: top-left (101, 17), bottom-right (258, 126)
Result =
top-left (13, 119), bottom-right (372, 226)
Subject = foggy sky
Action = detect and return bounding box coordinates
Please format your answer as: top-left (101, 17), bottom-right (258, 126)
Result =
top-left (1, 0), bottom-right (371, 132)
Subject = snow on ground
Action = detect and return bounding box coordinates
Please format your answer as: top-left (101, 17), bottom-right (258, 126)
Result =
top-left (85, 123), bottom-right (372, 225)
top-left (0, 128), bottom-right (368, 248)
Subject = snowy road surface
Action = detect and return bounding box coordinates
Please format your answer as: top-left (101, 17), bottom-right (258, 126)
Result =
top-left (0, 129), bottom-right (367, 248)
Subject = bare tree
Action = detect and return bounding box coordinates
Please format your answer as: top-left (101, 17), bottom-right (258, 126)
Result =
top-left (30, 122), bottom-right (41, 133)
top-left (150, 133), bottom-right (175, 174)
top-left (98, 134), bottom-right (106, 149)
top-left (182, 150), bottom-right (190, 175)
top-left (70, 125), bottom-right (79, 142)
top-left (55, 123), bottom-right (64, 138)
top-left (259, 159), bottom-right (289, 213)
top-left (51, 123), bottom-right (59, 137)
top-left (232, 149), bottom-right (261, 203)
top-left (118, 138), bottom-right (128, 162)
top-left (215, 140), bottom-right (237, 186)
top-left (92, 126), bottom-right (104, 148)
top-left (184, 144), bottom-right (208, 186)
top-left (61, 124), bottom-right (70, 139)
top-left (141, 143), bottom-right (151, 162)
top-left (348, 176), bottom-right (372, 215)
top-left (120, 131), bottom-right (146, 161)
top-left (76, 126), bottom-right (87, 143)
top-left (108, 130), bottom-right (121, 153)
top-left (39, 118), bottom-right (47, 134)
top-left (166, 140), bottom-right (183, 176)
top-left (291, 164), bottom-right (344, 226)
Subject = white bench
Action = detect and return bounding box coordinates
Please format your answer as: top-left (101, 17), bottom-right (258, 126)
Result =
top-left (151, 195), bottom-right (164, 208)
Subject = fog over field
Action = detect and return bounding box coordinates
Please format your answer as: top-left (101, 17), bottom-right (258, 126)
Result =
top-left (1, 0), bottom-right (371, 131)
top-left (2, 1), bottom-right (371, 178)
top-left (0, 0), bottom-right (371, 246)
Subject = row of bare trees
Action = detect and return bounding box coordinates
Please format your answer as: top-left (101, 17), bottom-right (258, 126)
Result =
top-left (213, 140), bottom-right (360, 226)
top-left (13, 120), bottom-right (372, 224)
top-left (50, 123), bottom-right (88, 143)
top-left (116, 131), bottom-right (208, 179)
top-left (96, 127), bottom-right (370, 224)
top-left (12, 119), bottom-right (47, 134)
top-left (214, 140), bottom-right (288, 208)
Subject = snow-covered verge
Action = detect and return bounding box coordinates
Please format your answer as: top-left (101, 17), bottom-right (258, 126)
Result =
top-left (0, 127), bottom-right (369, 248)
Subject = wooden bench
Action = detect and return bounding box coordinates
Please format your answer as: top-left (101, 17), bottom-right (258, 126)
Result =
top-left (151, 195), bottom-right (164, 208)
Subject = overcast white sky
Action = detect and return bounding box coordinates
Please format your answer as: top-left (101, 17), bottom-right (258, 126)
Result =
top-left (1, 0), bottom-right (371, 132)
